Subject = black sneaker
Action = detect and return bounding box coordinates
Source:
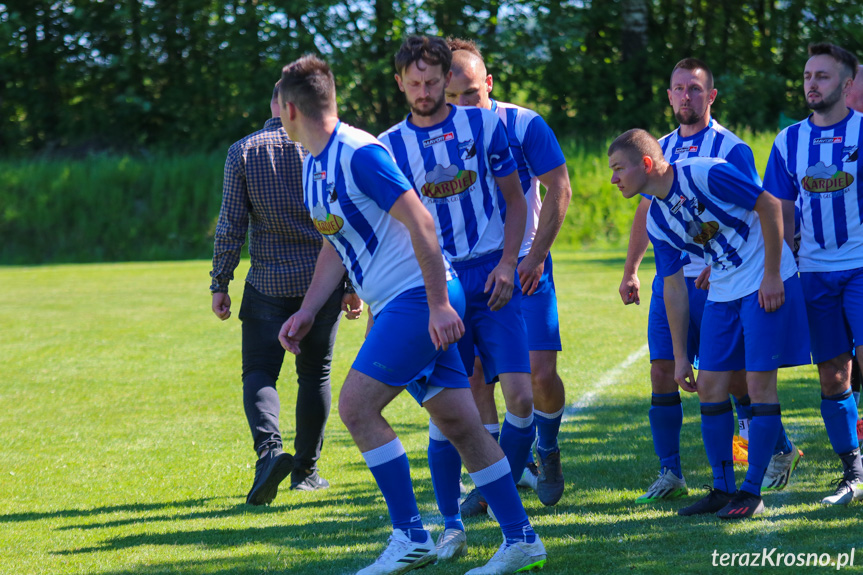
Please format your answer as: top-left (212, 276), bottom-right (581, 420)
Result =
top-left (677, 486), bottom-right (735, 516)
top-left (290, 470), bottom-right (330, 491)
top-left (246, 449), bottom-right (294, 505)
top-left (459, 488), bottom-right (488, 517)
top-left (717, 490), bottom-right (765, 519)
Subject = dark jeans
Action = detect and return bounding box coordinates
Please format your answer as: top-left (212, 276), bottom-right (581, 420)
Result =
top-left (238, 282), bottom-right (343, 474)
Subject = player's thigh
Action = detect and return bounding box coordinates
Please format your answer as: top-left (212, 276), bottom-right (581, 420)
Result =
top-left (697, 298), bottom-right (745, 372)
top-left (520, 253), bottom-right (562, 352)
top-left (801, 271), bottom-right (852, 364)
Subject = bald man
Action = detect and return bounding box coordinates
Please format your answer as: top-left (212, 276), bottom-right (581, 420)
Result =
top-left (442, 38), bottom-right (572, 518)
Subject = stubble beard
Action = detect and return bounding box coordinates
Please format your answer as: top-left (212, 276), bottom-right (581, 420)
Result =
top-left (411, 93), bottom-right (446, 118)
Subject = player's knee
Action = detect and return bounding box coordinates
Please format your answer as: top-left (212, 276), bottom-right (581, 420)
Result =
top-left (650, 361), bottom-right (676, 392)
top-left (530, 363), bottom-right (558, 392)
top-left (338, 400), bottom-right (367, 433)
top-left (819, 359), bottom-right (852, 395)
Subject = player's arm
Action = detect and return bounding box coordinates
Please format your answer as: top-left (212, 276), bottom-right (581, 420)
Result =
top-left (619, 196), bottom-right (651, 305)
top-left (489, 170), bottom-right (527, 310)
top-left (210, 145), bottom-right (249, 320)
top-left (762, 137), bottom-right (798, 251)
top-left (753, 191), bottom-right (785, 313)
top-left (389, 190), bottom-right (464, 350)
top-left (279, 241), bottom-right (345, 353)
top-left (664, 269), bottom-right (696, 393)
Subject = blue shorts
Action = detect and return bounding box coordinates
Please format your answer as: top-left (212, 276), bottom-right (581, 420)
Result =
top-left (698, 275), bottom-right (811, 372)
top-left (353, 281), bottom-right (469, 406)
top-left (800, 267), bottom-right (863, 364)
top-left (648, 275), bottom-right (705, 365)
top-left (453, 251), bottom-right (531, 383)
top-left (520, 252), bottom-right (562, 351)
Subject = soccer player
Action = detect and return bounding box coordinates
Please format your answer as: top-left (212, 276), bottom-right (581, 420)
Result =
top-left (276, 54), bottom-right (546, 575)
top-left (378, 36), bottom-right (534, 560)
top-left (442, 38), bottom-right (572, 509)
top-left (763, 43), bottom-right (863, 505)
top-left (608, 129), bottom-right (810, 519)
top-left (619, 58), bottom-right (800, 504)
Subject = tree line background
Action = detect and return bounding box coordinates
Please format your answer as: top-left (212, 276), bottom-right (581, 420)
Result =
top-left (3, 0), bottom-right (863, 156)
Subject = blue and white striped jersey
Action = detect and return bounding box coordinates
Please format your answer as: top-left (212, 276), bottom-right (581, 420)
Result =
top-left (658, 118), bottom-right (761, 277)
top-left (491, 100), bottom-right (566, 257)
top-left (378, 105), bottom-right (517, 262)
top-left (763, 110), bottom-right (863, 272)
top-left (303, 121), bottom-right (447, 312)
top-left (647, 157), bottom-right (797, 302)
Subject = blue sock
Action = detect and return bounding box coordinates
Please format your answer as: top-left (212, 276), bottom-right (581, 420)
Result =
top-left (470, 457), bottom-right (536, 544)
top-left (534, 407), bottom-right (563, 459)
top-left (427, 421), bottom-right (464, 531)
top-left (733, 394), bottom-right (752, 440)
top-left (772, 424), bottom-right (794, 455)
top-left (362, 438), bottom-right (423, 532)
top-left (741, 404), bottom-right (783, 496)
top-left (649, 392), bottom-right (683, 478)
top-left (700, 401), bottom-right (736, 493)
top-left (500, 411), bottom-right (535, 481)
top-left (485, 423), bottom-right (501, 443)
top-left (821, 389), bottom-right (860, 455)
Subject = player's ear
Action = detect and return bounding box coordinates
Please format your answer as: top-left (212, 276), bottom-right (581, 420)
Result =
top-left (444, 69), bottom-right (452, 87)
top-left (642, 155), bottom-right (654, 173)
top-left (486, 74), bottom-right (493, 95)
top-left (394, 73), bottom-right (405, 93)
top-left (707, 88), bottom-right (718, 106)
top-left (667, 88), bottom-right (673, 107)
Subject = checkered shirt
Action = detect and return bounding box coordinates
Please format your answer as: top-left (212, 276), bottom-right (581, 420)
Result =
top-left (210, 118), bottom-right (321, 297)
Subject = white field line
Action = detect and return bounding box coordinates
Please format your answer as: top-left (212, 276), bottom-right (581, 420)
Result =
top-left (563, 343), bottom-right (649, 420)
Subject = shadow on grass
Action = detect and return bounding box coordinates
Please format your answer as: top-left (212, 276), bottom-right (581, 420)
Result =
top-left (0, 499), bottom-right (215, 523)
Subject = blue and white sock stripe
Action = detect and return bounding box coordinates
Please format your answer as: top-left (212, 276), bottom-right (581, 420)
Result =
top-left (469, 456), bottom-right (512, 487)
top-left (362, 437), bottom-right (406, 467)
top-left (428, 420), bottom-right (447, 442)
top-left (484, 423), bottom-right (501, 436)
top-left (505, 410), bottom-right (534, 429)
top-left (535, 407), bottom-right (564, 420)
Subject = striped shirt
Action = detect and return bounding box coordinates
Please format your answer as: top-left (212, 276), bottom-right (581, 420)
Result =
top-left (304, 121), bottom-right (451, 313)
top-left (491, 100), bottom-right (566, 257)
top-left (210, 117), bottom-right (321, 297)
top-left (647, 157), bottom-right (797, 302)
top-left (763, 110), bottom-right (863, 272)
top-left (378, 105), bottom-right (517, 262)
top-left (658, 118), bottom-right (760, 277)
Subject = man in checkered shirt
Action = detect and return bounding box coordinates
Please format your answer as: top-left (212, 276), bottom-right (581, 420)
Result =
top-left (210, 82), bottom-right (361, 505)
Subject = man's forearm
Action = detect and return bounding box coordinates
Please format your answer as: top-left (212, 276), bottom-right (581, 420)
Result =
top-left (624, 197), bottom-right (651, 277)
top-left (663, 271), bottom-right (690, 362)
top-left (301, 243), bottom-right (347, 315)
top-left (755, 193), bottom-right (784, 276)
top-left (528, 166), bottom-right (572, 263)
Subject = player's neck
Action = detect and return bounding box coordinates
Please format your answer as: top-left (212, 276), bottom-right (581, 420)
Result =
top-left (409, 104), bottom-right (452, 129)
top-left (301, 116), bottom-right (339, 157)
top-left (811, 105), bottom-right (850, 128)
top-left (648, 162), bottom-right (675, 200)
top-left (678, 115), bottom-right (710, 138)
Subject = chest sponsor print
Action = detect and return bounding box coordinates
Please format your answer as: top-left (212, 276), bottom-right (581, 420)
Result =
top-left (312, 205), bottom-right (344, 235)
top-left (421, 164), bottom-right (477, 199)
top-left (686, 220), bottom-right (720, 245)
top-left (801, 161), bottom-right (855, 195)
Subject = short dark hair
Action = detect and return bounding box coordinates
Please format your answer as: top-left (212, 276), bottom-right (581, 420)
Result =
top-left (271, 80), bottom-right (281, 103)
top-left (670, 58), bottom-right (714, 91)
top-left (279, 55), bottom-right (336, 121)
top-left (608, 128), bottom-right (664, 164)
top-left (808, 43), bottom-right (859, 79)
top-left (394, 35), bottom-right (452, 76)
top-left (447, 37), bottom-right (483, 60)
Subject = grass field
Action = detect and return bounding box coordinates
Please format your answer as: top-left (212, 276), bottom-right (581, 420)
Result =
top-left (2, 251), bottom-right (862, 575)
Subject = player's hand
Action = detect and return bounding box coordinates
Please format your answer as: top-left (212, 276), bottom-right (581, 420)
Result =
top-left (694, 267), bottom-right (711, 290)
top-left (342, 292), bottom-right (363, 320)
top-left (279, 309), bottom-right (315, 354)
top-left (484, 261), bottom-right (516, 311)
top-left (675, 360), bottom-right (697, 393)
top-left (758, 272), bottom-right (785, 313)
top-left (517, 255), bottom-right (544, 296)
top-left (619, 273), bottom-right (640, 305)
top-left (428, 303), bottom-right (465, 350)
top-left (212, 292), bottom-right (232, 320)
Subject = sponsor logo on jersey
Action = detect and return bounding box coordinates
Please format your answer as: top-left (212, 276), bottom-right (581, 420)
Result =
top-left (312, 205), bottom-right (344, 235)
top-left (801, 161), bottom-right (855, 193)
top-left (421, 164), bottom-right (477, 198)
top-left (675, 145), bottom-right (699, 154)
top-left (670, 194), bottom-right (687, 214)
top-left (458, 139), bottom-right (477, 160)
top-left (423, 132), bottom-right (455, 148)
top-left (842, 146), bottom-right (859, 163)
top-left (687, 221), bottom-right (720, 244)
top-left (313, 171), bottom-right (327, 181)
top-left (813, 136), bottom-right (843, 145)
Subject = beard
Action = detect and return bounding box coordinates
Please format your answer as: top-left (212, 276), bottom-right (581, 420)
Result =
top-left (674, 107), bottom-right (701, 125)
top-left (410, 92), bottom-right (446, 117)
top-left (807, 84), bottom-right (845, 111)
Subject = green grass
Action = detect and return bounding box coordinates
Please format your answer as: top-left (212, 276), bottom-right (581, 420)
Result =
top-left (2, 252), bottom-right (862, 574)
